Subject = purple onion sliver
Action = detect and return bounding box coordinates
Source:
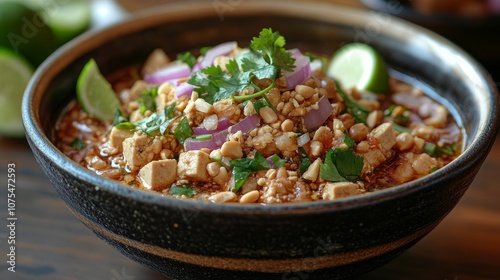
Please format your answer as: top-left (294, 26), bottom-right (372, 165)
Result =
top-left (303, 96), bottom-right (333, 131)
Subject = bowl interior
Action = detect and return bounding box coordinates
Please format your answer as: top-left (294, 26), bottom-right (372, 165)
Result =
top-left (25, 0), bottom-right (498, 206)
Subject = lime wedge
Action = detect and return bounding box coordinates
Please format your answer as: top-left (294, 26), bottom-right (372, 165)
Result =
top-left (77, 59), bottom-right (121, 121)
top-left (327, 43), bottom-right (389, 94)
top-left (0, 48), bottom-right (34, 137)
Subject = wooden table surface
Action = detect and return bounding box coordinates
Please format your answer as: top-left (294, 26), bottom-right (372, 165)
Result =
top-left (1, 1), bottom-right (500, 279)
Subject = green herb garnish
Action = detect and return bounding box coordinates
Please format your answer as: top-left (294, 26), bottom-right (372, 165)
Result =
top-left (112, 109), bottom-right (128, 126)
top-left (298, 147), bottom-right (311, 175)
top-left (188, 28), bottom-right (295, 104)
top-left (138, 86), bottom-right (158, 114)
top-left (319, 148), bottom-right (364, 182)
top-left (230, 151), bottom-right (272, 192)
top-left (177, 52), bottom-right (197, 69)
top-left (384, 105), bottom-right (410, 124)
top-left (115, 103), bottom-right (178, 136)
top-left (269, 154), bottom-right (287, 168)
top-left (174, 117), bottom-right (194, 144)
top-left (343, 133), bottom-right (355, 148)
top-left (424, 142), bottom-right (458, 157)
top-left (69, 138), bottom-right (86, 150)
top-left (391, 123), bottom-right (412, 134)
top-left (169, 185), bottom-right (197, 197)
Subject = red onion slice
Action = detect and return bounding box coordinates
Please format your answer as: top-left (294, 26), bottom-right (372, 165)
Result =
top-left (184, 129), bottom-right (229, 151)
top-left (193, 118), bottom-right (230, 135)
top-left (283, 49), bottom-right (311, 90)
top-left (175, 82), bottom-right (194, 98)
top-left (228, 114), bottom-right (260, 135)
top-left (184, 115), bottom-right (260, 151)
top-left (144, 62), bottom-right (191, 85)
top-left (200, 41), bottom-right (236, 69)
top-left (304, 96), bottom-right (333, 131)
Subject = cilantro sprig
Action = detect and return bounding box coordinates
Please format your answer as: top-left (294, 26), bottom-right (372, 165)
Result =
top-left (188, 28), bottom-right (295, 104)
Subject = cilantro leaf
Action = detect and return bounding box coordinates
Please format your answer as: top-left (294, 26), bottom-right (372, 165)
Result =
top-left (169, 185), bottom-right (197, 197)
top-left (230, 151), bottom-right (272, 191)
top-left (343, 133), bottom-right (355, 148)
top-left (69, 138), bottom-right (86, 150)
top-left (250, 28), bottom-right (295, 72)
top-left (138, 87), bottom-right (158, 114)
top-left (269, 154), bottom-right (287, 168)
top-left (320, 150), bottom-right (346, 182)
top-left (187, 28), bottom-right (296, 105)
top-left (113, 109), bottom-right (128, 126)
top-left (299, 147), bottom-right (311, 175)
top-left (320, 148), bottom-right (364, 182)
top-left (240, 51), bottom-right (280, 80)
top-left (189, 62), bottom-right (254, 104)
top-left (174, 117), bottom-right (193, 144)
top-left (253, 98), bottom-right (272, 113)
top-left (332, 148), bottom-right (364, 182)
top-left (177, 52), bottom-right (197, 69)
top-left (114, 103), bottom-right (178, 136)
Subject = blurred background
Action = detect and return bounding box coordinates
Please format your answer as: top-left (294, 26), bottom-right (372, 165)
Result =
top-left (1, 1), bottom-right (499, 280)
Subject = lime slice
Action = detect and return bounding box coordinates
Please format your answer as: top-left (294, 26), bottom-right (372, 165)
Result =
top-left (0, 1), bottom-right (60, 67)
top-left (76, 59), bottom-right (121, 121)
top-left (0, 48), bottom-right (34, 137)
top-left (327, 43), bottom-right (389, 94)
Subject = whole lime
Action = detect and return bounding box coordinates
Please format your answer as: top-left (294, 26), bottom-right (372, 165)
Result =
top-left (0, 1), bottom-right (60, 67)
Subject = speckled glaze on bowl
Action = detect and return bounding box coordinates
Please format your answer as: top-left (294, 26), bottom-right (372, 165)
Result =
top-left (22, 1), bottom-right (499, 279)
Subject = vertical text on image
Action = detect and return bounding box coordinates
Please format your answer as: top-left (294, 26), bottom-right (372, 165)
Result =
top-left (7, 163), bottom-right (17, 273)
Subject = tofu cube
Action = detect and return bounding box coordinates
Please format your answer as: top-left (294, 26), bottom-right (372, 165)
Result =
top-left (109, 127), bottom-right (133, 152)
top-left (177, 151), bottom-right (211, 182)
top-left (322, 182), bottom-right (363, 200)
top-left (122, 133), bottom-right (155, 168)
top-left (371, 122), bottom-right (396, 153)
top-left (139, 159), bottom-right (177, 191)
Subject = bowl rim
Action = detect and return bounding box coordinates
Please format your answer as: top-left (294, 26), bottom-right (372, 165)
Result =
top-left (22, 0), bottom-right (500, 214)
top-left (360, 0), bottom-right (500, 25)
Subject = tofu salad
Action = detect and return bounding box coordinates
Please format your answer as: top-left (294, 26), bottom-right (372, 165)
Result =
top-left (55, 28), bottom-right (462, 204)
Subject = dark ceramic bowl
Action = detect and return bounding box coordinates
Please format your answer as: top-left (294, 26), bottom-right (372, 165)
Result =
top-left (22, 1), bottom-right (500, 279)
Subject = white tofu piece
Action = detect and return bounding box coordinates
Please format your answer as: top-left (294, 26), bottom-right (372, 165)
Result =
top-left (359, 123), bottom-right (397, 173)
top-left (139, 159), bottom-right (177, 191)
top-left (362, 149), bottom-right (385, 170)
top-left (109, 127), bottom-right (133, 152)
top-left (322, 182), bottom-right (363, 200)
top-left (371, 122), bottom-right (396, 153)
top-left (410, 153), bottom-right (437, 175)
top-left (177, 150), bottom-right (211, 182)
top-left (122, 133), bottom-right (155, 168)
